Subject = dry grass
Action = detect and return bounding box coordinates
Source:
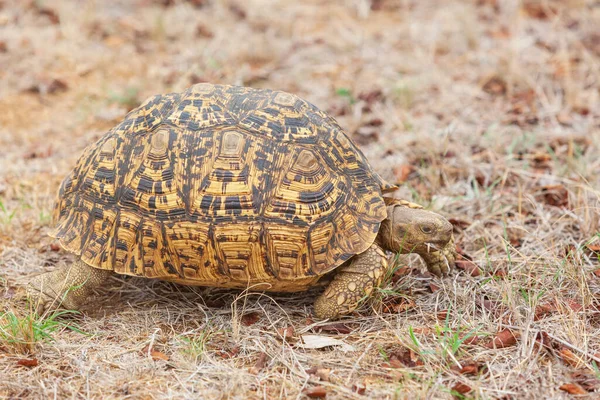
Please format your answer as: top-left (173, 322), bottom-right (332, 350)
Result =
top-left (1, 0), bottom-right (599, 398)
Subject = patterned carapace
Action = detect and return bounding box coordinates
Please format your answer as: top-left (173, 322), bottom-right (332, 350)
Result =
top-left (50, 84), bottom-right (397, 290)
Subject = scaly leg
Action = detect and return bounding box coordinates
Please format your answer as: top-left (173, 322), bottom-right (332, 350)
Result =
top-left (418, 235), bottom-right (456, 277)
top-left (314, 244), bottom-right (388, 319)
top-left (27, 258), bottom-right (113, 313)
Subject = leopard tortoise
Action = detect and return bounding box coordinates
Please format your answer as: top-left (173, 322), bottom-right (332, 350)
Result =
top-left (28, 83), bottom-right (456, 319)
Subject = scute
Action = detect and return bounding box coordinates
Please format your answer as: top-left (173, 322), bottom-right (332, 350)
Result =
top-left (221, 131), bottom-right (244, 155)
top-left (50, 84), bottom-right (395, 290)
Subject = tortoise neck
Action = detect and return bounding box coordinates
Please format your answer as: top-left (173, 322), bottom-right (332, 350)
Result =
top-left (376, 212), bottom-right (394, 252)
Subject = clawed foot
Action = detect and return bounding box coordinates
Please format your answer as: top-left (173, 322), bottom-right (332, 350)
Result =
top-left (422, 236), bottom-right (457, 277)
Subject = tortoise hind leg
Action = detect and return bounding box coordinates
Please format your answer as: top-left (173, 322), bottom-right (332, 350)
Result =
top-left (314, 244), bottom-right (388, 319)
top-left (27, 258), bottom-right (113, 313)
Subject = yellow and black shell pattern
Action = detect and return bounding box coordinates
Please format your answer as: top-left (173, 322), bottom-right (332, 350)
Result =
top-left (50, 84), bottom-right (396, 291)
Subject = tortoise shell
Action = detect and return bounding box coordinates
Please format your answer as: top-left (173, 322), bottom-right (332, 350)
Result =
top-left (50, 84), bottom-right (396, 291)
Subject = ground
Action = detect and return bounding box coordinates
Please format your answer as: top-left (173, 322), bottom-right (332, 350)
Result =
top-left (0, 0), bottom-right (599, 399)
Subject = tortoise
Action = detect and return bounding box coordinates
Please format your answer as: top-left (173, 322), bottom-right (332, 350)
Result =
top-left (27, 83), bottom-right (456, 319)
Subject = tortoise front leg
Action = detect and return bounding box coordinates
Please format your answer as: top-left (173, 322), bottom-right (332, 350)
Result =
top-left (314, 244), bottom-right (388, 319)
top-left (27, 258), bottom-right (113, 313)
top-left (417, 235), bottom-right (457, 277)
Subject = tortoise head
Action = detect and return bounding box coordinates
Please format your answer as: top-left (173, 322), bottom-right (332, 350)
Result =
top-left (378, 205), bottom-right (453, 255)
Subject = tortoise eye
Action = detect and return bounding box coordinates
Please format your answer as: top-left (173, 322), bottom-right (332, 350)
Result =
top-left (420, 225), bottom-right (434, 234)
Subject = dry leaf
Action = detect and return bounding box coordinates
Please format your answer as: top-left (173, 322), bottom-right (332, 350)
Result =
top-left (384, 347), bottom-right (423, 368)
top-left (2, 284), bottom-right (16, 299)
top-left (357, 89), bottom-right (383, 104)
top-left (304, 386), bottom-right (327, 398)
top-left (566, 300), bottom-right (583, 313)
top-left (507, 234), bottom-right (523, 248)
top-left (308, 367), bottom-right (331, 382)
top-left (534, 331), bottom-right (554, 352)
top-left (277, 325), bottom-right (295, 340)
top-left (381, 359), bottom-right (404, 369)
top-left (297, 335), bottom-right (355, 352)
top-left (228, 2), bottom-right (247, 19)
top-left (531, 152), bottom-right (552, 163)
top-left (461, 335), bottom-right (481, 346)
top-left (241, 312), bottom-right (260, 326)
top-left (559, 383), bottom-right (587, 395)
top-left (558, 348), bottom-right (580, 367)
top-left (429, 283), bottom-right (441, 293)
top-left (571, 370), bottom-right (600, 392)
top-left (150, 350), bottom-right (169, 361)
top-left (537, 299), bottom-right (582, 320)
top-left (475, 171), bottom-right (490, 187)
top-left (448, 218), bottom-right (470, 230)
top-left (315, 323), bottom-right (352, 335)
top-left (562, 244), bottom-right (577, 258)
top-left (17, 358), bottom-right (38, 367)
top-left (141, 345), bottom-right (169, 361)
top-left (538, 184), bottom-right (569, 208)
top-left (522, 1), bottom-right (556, 19)
top-left (588, 244), bottom-right (600, 255)
top-left (455, 260), bottom-right (480, 277)
top-left (365, 118), bottom-right (383, 127)
top-left (249, 352), bottom-right (269, 374)
top-left (436, 310), bottom-right (448, 321)
top-left (46, 78), bottom-right (68, 94)
top-left (37, 7), bottom-right (60, 24)
top-left (351, 382), bottom-right (366, 395)
top-left (393, 164), bottom-right (415, 183)
top-left (24, 145), bottom-right (53, 160)
top-left (411, 327), bottom-right (433, 335)
top-left (195, 23), bottom-right (214, 38)
top-left (187, 0), bottom-right (208, 8)
top-left (481, 75), bottom-right (506, 95)
top-left (382, 296), bottom-right (416, 313)
top-left (216, 345), bottom-right (240, 359)
top-left (25, 78), bottom-right (68, 95)
top-left (454, 245), bottom-right (470, 259)
top-left (456, 362), bottom-right (480, 375)
top-left (486, 328), bottom-right (519, 349)
top-left (452, 382), bottom-right (472, 395)
top-left (391, 266), bottom-right (412, 283)
top-left (513, 90), bottom-right (537, 108)
top-left (534, 302), bottom-right (557, 321)
top-left (548, 136), bottom-right (591, 154)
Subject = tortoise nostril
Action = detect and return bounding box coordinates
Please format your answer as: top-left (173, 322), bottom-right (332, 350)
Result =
top-left (444, 221), bottom-right (453, 233)
top-left (440, 222), bottom-right (453, 240)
